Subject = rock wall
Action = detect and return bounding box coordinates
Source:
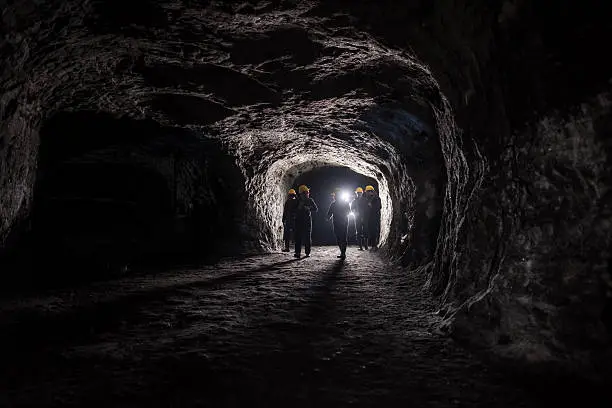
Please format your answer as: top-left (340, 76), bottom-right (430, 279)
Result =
top-left (444, 3), bottom-right (612, 374)
top-left (448, 93), bottom-right (612, 372)
top-left (0, 85), bottom-right (42, 254)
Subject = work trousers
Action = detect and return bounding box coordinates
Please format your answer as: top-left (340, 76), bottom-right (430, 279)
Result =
top-left (294, 220), bottom-right (312, 256)
top-left (368, 216), bottom-right (380, 247)
top-left (283, 220), bottom-right (294, 249)
top-left (334, 221), bottom-right (348, 254)
top-left (355, 217), bottom-right (368, 247)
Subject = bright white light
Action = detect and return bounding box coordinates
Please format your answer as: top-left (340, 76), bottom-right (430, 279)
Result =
top-left (341, 191), bottom-right (350, 202)
top-left (348, 211), bottom-right (355, 217)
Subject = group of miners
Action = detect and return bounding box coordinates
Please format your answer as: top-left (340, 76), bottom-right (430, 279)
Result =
top-left (281, 184), bottom-right (382, 259)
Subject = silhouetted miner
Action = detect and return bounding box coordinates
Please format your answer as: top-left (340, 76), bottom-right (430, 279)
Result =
top-left (294, 184), bottom-right (318, 258)
top-left (352, 186), bottom-right (369, 250)
top-left (365, 185), bottom-right (382, 249)
top-left (327, 188), bottom-right (351, 259)
top-left (281, 188), bottom-right (297, 252)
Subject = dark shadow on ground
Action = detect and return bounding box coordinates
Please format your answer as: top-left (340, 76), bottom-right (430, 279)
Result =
top-left (0, 251), bottom-right (224, 296)
top-left (238, 259), bottom-right (346, 405)
top-left (0, 258), bottom-right (302, 353)
top-left (3, 254), bottom-right (609, 407)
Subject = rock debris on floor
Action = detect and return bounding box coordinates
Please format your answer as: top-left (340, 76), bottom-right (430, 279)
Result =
top-left (0, 247), bottom-right (562, 407)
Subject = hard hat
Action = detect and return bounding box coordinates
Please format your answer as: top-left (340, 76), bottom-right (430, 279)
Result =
top-left (288, 188), bottom-right (296, 195)
top-left (298, 184), bottom-right (310, 193)
top-left (355, 187), bottom-right (364, 193)
top-left (365, 185), bottom-right (375, 191)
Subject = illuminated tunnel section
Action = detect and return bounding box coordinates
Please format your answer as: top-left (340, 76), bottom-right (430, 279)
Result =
top-left (290, 166), bottom-right (379, 246)
top-left (247, 148), bottom-right (397, 254)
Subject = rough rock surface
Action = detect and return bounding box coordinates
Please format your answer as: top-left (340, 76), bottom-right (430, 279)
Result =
top-left (448, 92), bottom-right (612, 372)
top-left (1, 0), bottom-right (447, 267)
top-left (1, 0), bottom-right (612, 378)
top-left (0, 247), bottom-right (597, 407)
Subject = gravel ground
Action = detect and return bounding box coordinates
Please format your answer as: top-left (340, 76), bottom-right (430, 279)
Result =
top-left (0, 247), bottom-right (561, 407)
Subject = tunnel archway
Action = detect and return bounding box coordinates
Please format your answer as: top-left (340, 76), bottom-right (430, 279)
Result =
top-left (228, 101), bottom-right (448, 270)
top-left (245, 149), bottom-right (396, 253)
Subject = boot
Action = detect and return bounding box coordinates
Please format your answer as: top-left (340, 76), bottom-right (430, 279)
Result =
top-left (358, 237), bottom-right (363, 250)
top-left (364, 239), bottom-right (368, 250)
top-left (282, 241), bottom-right (290, 252)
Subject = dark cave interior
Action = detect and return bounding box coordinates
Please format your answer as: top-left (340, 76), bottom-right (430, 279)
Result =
top-left (1, 0), bottom-right (612, 405)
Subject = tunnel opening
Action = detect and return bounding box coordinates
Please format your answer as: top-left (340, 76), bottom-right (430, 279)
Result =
top-left (22, 111), bottom-right (181, 281)
top-left (30, 161), bottom-right (172, 272)
top-left (227, 100), bottom-right (450, 272)
top-left (3, 110), bottom-right (253, 286)
top-left (232, 105), bottom-right (449, 272)
top-left (290, 165), bottom-right (379, 246)
top-left (241, 148), bottom-right (396, 256)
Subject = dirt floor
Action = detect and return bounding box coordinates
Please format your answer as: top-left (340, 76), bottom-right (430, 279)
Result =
top-left (0, 246), bottom-right (605, 407)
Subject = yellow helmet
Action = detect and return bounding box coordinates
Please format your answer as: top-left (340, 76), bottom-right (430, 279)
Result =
top-left (355, 187), bottom-right (364, 193)
top-left (365, 185), bottom-right (375, 191)
top-left (298, 184), bottom-right (310, 193)
top-left (288, 189), bottom-right (296, 195)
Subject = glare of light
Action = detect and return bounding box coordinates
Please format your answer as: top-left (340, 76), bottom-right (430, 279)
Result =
top-left (341, 191), bottom-right (350, 202)
top-left (349, 211), bottom-right (355, 217)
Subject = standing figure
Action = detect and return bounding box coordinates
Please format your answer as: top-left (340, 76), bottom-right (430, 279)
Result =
top-left (365, 185), bottom-right (382, 249)
top-left (281, 188), bottom-right (297, 252)
top-left (352, 187), bottom-right (369, 250)
top-left (294, 184), bottom-right (318, 258)
top-left (327, 188), bottom-right (351, 259)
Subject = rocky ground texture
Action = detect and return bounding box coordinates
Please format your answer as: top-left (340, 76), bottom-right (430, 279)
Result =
top-left (1, 247), bottom-right (609, 407)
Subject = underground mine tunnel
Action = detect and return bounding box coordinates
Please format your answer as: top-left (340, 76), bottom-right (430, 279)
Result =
top-left (1, 0), bottom-right (612, 406)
